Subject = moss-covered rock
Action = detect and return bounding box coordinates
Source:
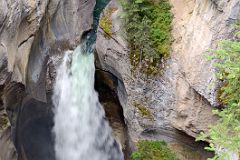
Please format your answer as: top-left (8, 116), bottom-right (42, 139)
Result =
top-left (100, 7), bottom-right (117, 37)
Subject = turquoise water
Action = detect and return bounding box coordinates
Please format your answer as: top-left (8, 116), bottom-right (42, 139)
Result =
top-left (82, 0), bottom-right (110, 53)
top-left (53, 47), bottom-right (123, 160)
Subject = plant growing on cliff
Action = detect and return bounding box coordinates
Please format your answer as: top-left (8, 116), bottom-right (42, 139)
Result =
top-left (121, 0), bottom-right (172, 75)
top-left (197, 27), bottom-right (240, 160)
top-left (131, 140), bottom-right (177, 160)
top-left (0, 113), bottom-right (9, 130)
top-left (133, 102), bottom-right (153, 120)
top-left (99, 7), bottom-right (117, 37)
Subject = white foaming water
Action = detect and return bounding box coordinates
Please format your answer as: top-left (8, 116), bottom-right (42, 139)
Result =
top-left (53, 46), bottom-right (123, 160)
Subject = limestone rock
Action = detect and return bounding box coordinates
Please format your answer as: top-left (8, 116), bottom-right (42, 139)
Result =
top-left (170, 0), bottom-right (240, 106)
top-left (169, 0), bottom-right (239, 135)
top-left (0, 0), bottom-right (96, 159)
top-left (96, 0), bottom-right (239, 141)
top-left (0, 128), bottom-right (17, 160)
top-left (0, 0), bottom-right (95, 101)
top-left (96, 0), bottom-right (175, 143)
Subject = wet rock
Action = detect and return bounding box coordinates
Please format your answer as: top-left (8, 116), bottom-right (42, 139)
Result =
top-left (0, 0), bottom-right (96, 158)
top-left (0, 0), bottom-right (95, 101)
top-left (15, 95), bottom-right (55, 160)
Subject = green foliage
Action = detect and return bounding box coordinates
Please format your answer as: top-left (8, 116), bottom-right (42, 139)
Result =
top-left (131, 140), bottom-right (177, 160)
top-left (100, 7), bottom-right (117, 37)
top-left (197, 28), bottom-right (240, 160)
top-left (0, 114), bottom-right (9, 130)
top-left (121, 0), bottom-right (172, 75)
top-left (133, 102), bottom-right (153, 120)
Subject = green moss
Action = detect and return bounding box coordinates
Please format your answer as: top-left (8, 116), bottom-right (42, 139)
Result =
top-left (134, 102), bottom-right (153, 120)
top-left (131, 140), bottom-right (178, 160)
top-left (0, 116), bottom-right (9, 130)
top-left (99, 7), bottom-right (117, 37)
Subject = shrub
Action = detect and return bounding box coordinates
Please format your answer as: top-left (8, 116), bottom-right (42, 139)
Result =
top-left (197, 27), bottom-right (240, 160)
top-left (121, 0), bottom-right (172, 75)
top-left (131, 140), bottom-right (177, 160)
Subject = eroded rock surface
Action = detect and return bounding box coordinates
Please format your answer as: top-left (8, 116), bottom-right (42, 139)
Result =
top-left (169, 0), bottom-right (239, 136)
top-left (0, 0), bottom-right (95, 159)
top-left (96, 0), bottom-right (239, 143)
top-left (0, 0), bottom-right (95, 101)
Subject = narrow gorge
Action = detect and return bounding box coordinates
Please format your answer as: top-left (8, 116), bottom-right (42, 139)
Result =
top-left (0, 0), bottom-right (239, 160)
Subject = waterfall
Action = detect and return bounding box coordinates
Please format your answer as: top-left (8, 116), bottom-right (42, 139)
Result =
top-left (52, 46), bottom-right (124, 160)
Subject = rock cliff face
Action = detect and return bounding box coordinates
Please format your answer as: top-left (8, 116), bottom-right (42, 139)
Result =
top-left (0, 0), bottom-right (95, 101)
top-left (95, 0), bottom-right (240, 142)
top-left (0, 0), bottom-right (95, 159)
top-left (169, 0), bottom-right (239, 137)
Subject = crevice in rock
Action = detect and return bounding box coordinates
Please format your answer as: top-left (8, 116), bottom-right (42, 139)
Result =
top-left (0, 15), bottom-right (7, 34)
top-left (179, 71), bottom-right (220, 107)
top-left (18, 34), bottom-right (35, 48)
top-left (95, 68), bottom-right (130, 160)
top-left (210, 0), bottom-right (224, 12)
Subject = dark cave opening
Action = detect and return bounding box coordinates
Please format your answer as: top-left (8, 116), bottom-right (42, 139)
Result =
top-left (94, 69), bottom-right (130, 160)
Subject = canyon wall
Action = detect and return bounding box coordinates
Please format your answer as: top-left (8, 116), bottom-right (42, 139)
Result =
top-left (0, 0), bottom-right (239, 159)
top-left (169, 0), bottom-right (239, 137)
top-left (0, 0), bottom-right (95, 159)
top-left (96, 0), bottom-right (240, 143)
